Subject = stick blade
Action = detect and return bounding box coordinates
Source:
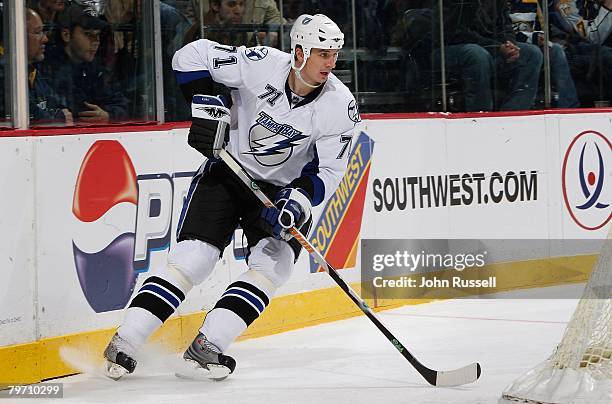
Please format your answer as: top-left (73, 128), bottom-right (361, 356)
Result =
top-left (434, 362), bottom-right (481, 387)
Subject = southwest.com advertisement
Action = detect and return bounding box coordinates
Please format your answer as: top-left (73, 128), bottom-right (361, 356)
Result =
top-left (360, 118), bottom-right (610, 303)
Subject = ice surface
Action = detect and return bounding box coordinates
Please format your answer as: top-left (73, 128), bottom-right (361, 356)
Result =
top-left (16, 285), bottom-right (584, 404)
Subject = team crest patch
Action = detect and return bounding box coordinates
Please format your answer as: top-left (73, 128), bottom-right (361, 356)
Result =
top-left (348, 100), bottom-right (360, 123)
top-left (245, 47), bottom-right (268, 61)
top-left (244, 112), bottom-right (309, 167)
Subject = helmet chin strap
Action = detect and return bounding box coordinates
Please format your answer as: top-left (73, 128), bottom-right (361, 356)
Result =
top-left (295, 69), bottom-right (321, 89)
top-left (291, 56), bottom-right (322, 89)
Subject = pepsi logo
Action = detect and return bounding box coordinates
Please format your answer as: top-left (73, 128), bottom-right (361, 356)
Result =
top-left (72, 140), bottom-right (195, 313)
top-left (72, 140), bottom-right (139, 312)
top-left (562, 131), bottom-right (611, 230)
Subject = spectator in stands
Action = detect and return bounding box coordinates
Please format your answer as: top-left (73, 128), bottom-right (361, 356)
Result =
top-left (161, 2), bottom-right (192, 55)
top-left (555, 0), bottom-right (612, 45)
top-left (185, 0), bottom-right (284, 48)
top-left (383, 0), bottom-right (409, 43)
top-left (242, 0), bottom-right (282, 47)
top-left (553, 0), bottom-right (612, 105)
top-left (28, 0), bottom-right (67, 49)
top-left (161, 1), bottom-right (192, 121)
top-left (43, 2), bottom-right (127, 123)
top-left (184, 0), bottom-right (248, 45)
top-left (104, 0), bottom-right (135, 53)
top-left (509, 0), bottom-right (580, 107)
top-left (278, 0), bottom-right (308, 21)
top-left (438, 0), bottom-right (543, 111)
top-left (28, 0), bottom-right (65, 23)
top-left (25, 8), bottom-right (73, 124)
top-left (356, 0), bottom-right (385, 51)
top-left (165, 0), bottom-right (197, 23)
top-left (103, 0), bottom-right (146, 119)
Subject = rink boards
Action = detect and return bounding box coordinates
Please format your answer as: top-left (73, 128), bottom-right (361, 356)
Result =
top-left (0, 111), bottom-right (610, 383)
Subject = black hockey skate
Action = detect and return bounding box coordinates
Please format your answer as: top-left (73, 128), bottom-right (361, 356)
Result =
top-left (177, 333), bottom-right (236, 381)
top-left (103, 333), bottom-right (137, 380)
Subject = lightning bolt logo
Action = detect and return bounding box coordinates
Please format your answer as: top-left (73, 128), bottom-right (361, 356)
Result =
top-left (245, 134), bottom-right (309, 157)
top-left (245, 112), bottom-right (309, 167)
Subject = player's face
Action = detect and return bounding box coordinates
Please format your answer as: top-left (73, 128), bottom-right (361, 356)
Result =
top-left (27, 13), bottom-right (48, 63)
top-left (303, 48), bottom-right (339, 84)
top-left (66, 26), bottom-right (101, 63)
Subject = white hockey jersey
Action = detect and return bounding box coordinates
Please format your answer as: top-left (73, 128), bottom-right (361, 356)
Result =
top-left (172, 40), bottom-right (359, 206)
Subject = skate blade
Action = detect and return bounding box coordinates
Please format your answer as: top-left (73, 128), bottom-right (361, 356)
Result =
top-left (104, 360), bottom-right (129, 381)
top-left (175, 359), bottom-right (231, 381)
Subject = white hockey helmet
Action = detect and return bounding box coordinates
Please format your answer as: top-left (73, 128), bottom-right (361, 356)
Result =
top-left (290, 14), bottom-right (344, 72)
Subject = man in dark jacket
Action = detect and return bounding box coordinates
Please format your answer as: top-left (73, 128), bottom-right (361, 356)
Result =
top-left (0, 8), bottom-right (72, 125)
top-left (43, 2), bottom-right (128, 123)
top-left (26, 8), bottom-right (73, 124)
top-left (437, 0), bottom-right (543, 111)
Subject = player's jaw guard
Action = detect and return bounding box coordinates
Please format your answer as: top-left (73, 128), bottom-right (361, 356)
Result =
top-left (189, 95), bottom-right (231, 158)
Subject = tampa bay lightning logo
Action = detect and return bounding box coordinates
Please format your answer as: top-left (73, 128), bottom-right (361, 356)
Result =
top-left (244, 111), bottom-right (308, 166)
top-left (562, 130), bottom-right (611, 231)
top-left (245, 46), bottom-right (268, 61)
top-left (348, 100), bottom-right (360, 123)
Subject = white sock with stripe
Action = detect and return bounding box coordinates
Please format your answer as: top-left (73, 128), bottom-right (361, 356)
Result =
top-left (200, 271), bottom-right (274, 352)
top-left (118, 270), bottom-right (188, 354)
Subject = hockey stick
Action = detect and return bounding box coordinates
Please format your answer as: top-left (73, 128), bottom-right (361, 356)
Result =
top-left (218, 149), bottom-right (481, 387)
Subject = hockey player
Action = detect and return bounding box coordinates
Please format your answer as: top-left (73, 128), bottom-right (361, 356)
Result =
top-left (103, 13), bottom-right (359, 381)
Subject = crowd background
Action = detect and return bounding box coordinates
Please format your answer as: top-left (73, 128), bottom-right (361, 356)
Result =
top-left (0, 0), bottom-right (611, 128)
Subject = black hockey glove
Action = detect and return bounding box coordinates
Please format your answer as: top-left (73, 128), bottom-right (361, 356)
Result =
top-left (189, 95), bottom-right (230, 158)
top-left (261, 187), bottom-right (312, 240)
